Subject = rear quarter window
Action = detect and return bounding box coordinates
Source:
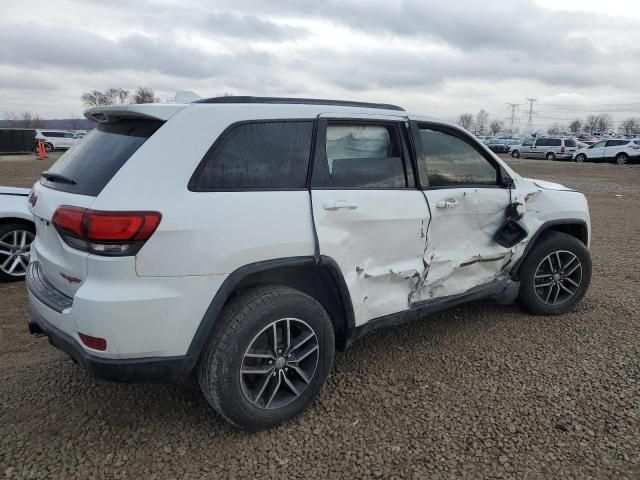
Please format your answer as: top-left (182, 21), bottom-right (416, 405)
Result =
top-left (564, 139), bottom-right (577, 147)
top-left (189, 121), bottom-right (313, 190)
top-left (40, 120), bottom-right (163, 196)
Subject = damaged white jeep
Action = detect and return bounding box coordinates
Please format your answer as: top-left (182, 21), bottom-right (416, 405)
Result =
top-left (27, 97), bottom-right (591, 430)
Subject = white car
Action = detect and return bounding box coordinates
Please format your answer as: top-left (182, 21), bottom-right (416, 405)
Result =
top-left (35, 130), bottom-right (80, 151)
top-left (26, 97), bottom-right (592, 430)
top-left (573, 138), bottom-right (640, 165)
top-left (0, 186), bottom-right (35, 281)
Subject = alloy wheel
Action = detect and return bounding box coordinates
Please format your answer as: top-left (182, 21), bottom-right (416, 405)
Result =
top-left (240, 317), bottom-right (319, 409)
top-left (533, 250), bottom-right (582, 305)
top-left (0, 229), bottom-right (34, 277)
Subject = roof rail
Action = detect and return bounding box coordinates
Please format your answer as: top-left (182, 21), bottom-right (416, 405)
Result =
top-left (194, 96), bottom-right (405, 111)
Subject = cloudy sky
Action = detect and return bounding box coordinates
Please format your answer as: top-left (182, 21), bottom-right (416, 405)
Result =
top-left (2, 0), bottom-right (640, 130)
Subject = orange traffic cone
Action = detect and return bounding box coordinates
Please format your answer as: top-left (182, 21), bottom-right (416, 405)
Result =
top-left (37, 139), bottom-right (48, 160)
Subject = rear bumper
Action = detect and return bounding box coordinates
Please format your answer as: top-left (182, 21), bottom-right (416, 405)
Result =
top-left (28, 306), bottom-right (192, 383)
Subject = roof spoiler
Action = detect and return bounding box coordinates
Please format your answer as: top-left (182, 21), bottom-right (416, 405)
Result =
top-left (84, 104), bottom-right (187, 123)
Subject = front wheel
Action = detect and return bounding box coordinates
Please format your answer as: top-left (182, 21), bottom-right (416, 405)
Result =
top-left (44, 142), bottom-right (54, 152)
top-left (511, 150), bottom-right (520, 158)
top-left (0, 223), bottom-right (35, 282)
top-left (198, 286), bottom-right (335, 431)
top-left (518, 232), bottom-right (591, 315)
top-left (575, 153), bottom-right (586, 163)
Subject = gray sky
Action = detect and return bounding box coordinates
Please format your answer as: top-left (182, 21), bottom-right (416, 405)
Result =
top-left (3, 0), bottom-right (640, 130)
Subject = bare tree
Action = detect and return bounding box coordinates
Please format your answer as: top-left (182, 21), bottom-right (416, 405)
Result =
top-left (547, 123), bottom-right (564, 135)
top-left (457, 113), bottom-right (474, 131)
top-left (595, 113), bottom-right (613, 133)
top-left (584, 115), bottom-right (598, 134)
top-left (4, 111), bottom-right (46, 128)
top-left (489, 119), bottom-right (504, 135)
top-left (131, 87), bottom-right (159, 104)
top-left (619, 117), bottom-right (640, 135)
top-left (476, 109), bottom-right (489, 135)
top-left (568, 119), bottom-right (582, 134)
top-left (81, 88), bottom-right (130, 107)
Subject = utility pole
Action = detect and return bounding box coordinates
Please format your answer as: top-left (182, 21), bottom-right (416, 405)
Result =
top-left (506, 103), bottom-right (519, 134)
top-left (525, 98), bottom-right (538, 134)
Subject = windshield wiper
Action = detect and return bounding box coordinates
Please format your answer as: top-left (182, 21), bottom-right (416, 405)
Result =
top-left (41, 171), bottom-right (77, 185)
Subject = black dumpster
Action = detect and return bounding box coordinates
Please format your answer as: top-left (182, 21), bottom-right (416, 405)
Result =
top-left (0, 128), bottom-right (37, 154)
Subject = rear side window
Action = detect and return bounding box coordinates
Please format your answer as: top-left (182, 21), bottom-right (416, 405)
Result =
top-left (606, 140), bottom-right (628, 147)
top-left (564, 139), bottom-right (576, 147)
top-left (41, 120), bottom-right (163, 196)
top-left (312, 123), bottom-right (407, 188)
top-left (548, 138), bottom-right (561, 146)
top-left (190, 121), bottom-right (313, 191)
top-left (535, 138), bottom-right (548, 147)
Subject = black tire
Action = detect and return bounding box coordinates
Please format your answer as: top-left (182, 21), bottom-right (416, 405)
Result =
top-left (198, 285), bottom-right (335, 431)
top-left (518, 232), bottom-right (591, 315)
top-left (575, 153), bottom-right (586, 163)
top-left (546, 152), bottom-right (556, 161)
top-left (0, 222), bottom-right (35, 282)
top-left (44, 142), bottom-right (54, 152)
top-left (615, 153), bottom-right (629, 165)
top-left (511, 150), bottom-right (520, 158)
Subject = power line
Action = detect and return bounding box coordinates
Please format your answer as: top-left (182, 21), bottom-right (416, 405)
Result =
top-left (525, 98), bottom-right (538, 133)
top-left (506, 103), bottom-right (520, 133)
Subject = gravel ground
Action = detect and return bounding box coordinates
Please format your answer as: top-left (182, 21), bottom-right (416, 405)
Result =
top-left (1, 157), bottom-right (639, 479)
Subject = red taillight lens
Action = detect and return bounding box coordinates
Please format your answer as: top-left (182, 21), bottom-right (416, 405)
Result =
top-left (85, 211), bottom-right (161, 241)
top-left (52, 206), bottom-right (85, 237)
top-left (560, 146), bottom-right (566, 153)
top-left (79, 332), bottom-right (107, 351)
top-left (52, 206), bottom-right (162, 256)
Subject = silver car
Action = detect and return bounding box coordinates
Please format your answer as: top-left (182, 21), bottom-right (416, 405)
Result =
top-left (510, 137), bottom-right (578, 161)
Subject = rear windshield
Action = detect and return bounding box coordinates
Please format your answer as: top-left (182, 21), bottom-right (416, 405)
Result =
top-left (40, 119), bottom-right (163, 196)
top-left (564, 139), bottom-right (577, 147)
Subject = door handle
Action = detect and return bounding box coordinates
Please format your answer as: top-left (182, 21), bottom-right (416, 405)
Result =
top-left (323, 200), bottom-right (358, 211)
top-left (435, 198), bottom-right (459, 209)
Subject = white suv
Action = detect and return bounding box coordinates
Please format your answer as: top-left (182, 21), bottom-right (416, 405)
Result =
top-left (26, 97), bottom-right (592, 430)
top-left (573, 138), bottom-right (640, 164)
top-left (35, 130), bottom-right (79, 151)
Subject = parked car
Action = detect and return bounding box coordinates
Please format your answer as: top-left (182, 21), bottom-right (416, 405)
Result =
top-left (0, 186), bottom-right (35, 282)
top-left (487, 138), bottom-right (510, 153)
top-left (35, 130), bottom-right (80, 152)
top-left (573, 138), bottom-right (640, 164)
top-left (510, 137), bottom-right (577, 161)
top-left (26, 97), bottom-right (592, 430)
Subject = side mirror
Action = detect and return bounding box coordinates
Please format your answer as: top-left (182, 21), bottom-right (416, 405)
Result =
top-left (499, 166), bottom-right (514, 187)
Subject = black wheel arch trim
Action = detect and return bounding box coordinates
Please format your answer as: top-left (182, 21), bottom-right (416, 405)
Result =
top-left (184, 255), bottom-right (355, 373)
top-left (509, 218), bottom-right (589, 280)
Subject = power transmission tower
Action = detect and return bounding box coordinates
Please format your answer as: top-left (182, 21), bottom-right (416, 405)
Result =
top-left (506, 103), bottom-right (520, 133)
top-left (525, 98), bottom-right (538, 134)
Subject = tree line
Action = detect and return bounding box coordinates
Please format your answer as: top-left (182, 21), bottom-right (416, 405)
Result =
top-left (457, 110), bottom-right (640, 136)
top-left (457, 110), bottom-right (505, 135)
top-left (80, 86), bottom-right (159, 107)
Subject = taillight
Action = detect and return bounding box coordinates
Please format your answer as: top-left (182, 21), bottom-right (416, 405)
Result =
top-left (560, 146), bottom-right (565, 153)
top-left (52, 206), bottom-right (162, 256)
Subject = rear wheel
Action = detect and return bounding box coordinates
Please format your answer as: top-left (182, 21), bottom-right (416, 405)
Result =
top-left (518, 232), bottom-right (591, 315)
top-left (198, 286), bottom-right (335, 431)
top-left (546, 152), bottom-right (556, 161)
top-left (0, 223), bottom-right (35, 282)
top-left (615, 153), bottom-right (629, 165)
top-left (511, 150), bottom-right (520, 158)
